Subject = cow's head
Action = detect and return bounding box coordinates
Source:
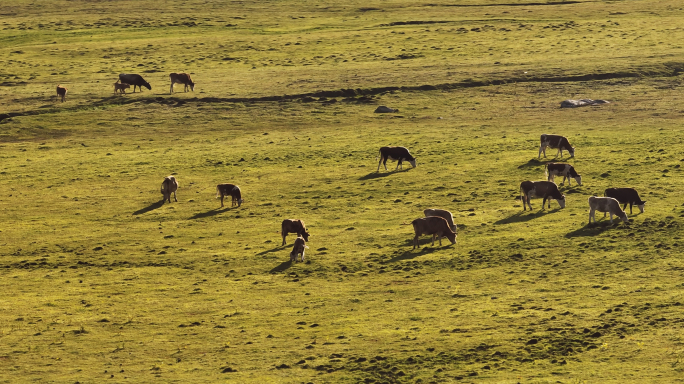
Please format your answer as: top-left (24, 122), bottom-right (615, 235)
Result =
top-left (637, 201), bottom-right (646, 213)
top-left (557, 195), bottom-right (566, 208)
top-left (189, 81), bottom-right (195, 91)
top-left (573, 175), bottom-right (582, 186)
top-left (237, 198), bottom-right (244, 207)
top-left (409, 159), bottom-right (417, 168)
top-left (143, 81), bottom-right (152, 90)
top-left (568, 147), bottom-right (575, 158)
top-left (301, 231), bottom-right (310, 242)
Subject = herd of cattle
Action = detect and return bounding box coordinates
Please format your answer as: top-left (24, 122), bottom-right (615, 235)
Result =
top-left (54, 73), bottom-right (194, 101)
top-left (157, 135), bottom-right (646, 261)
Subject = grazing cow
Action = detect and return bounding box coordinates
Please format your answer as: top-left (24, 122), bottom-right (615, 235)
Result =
top-left (588, 196), bottom-right (629, 224)
top-left (377, 146), bottom-right (417, 172)
top-left (118, 73), bottom-right (151, 92)
top-left (538, 134), bottom-right (575, 158)
top-left (113, 80), bottom-right (131, 94)
top-left (56, 85), bottom-right (67, 102)
top-left (290, 236), bottom-right (309, 262)
top-left (411, 216), bottom-right (457, 249)
top-left (604, 188), bottom-right (646, 214)
top-left (216, 183), bottom-right (243, 208)
top-left (281, 219), bottom-right (310, 245)
top-left (545, 162), bottom-right (582, 186)
top-left (169, 73), bottom-right (195, 93)
top-left (424, 208), bottom-right (457, 231)
top-left (520, 181), bottom-right (566, 210)
top-left (160, 176), bottom-right (178, 203)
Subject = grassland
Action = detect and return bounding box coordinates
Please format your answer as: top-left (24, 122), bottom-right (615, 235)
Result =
top-left (1, 0), bottom-right (684, 383)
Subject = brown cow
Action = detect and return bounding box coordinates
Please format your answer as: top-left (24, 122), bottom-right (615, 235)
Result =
top-left (377, 146), bottom-right (417, 172)
top-left (411, 216), bottom-right (457, 249)
top-left (170, 73), bottom-right (195, 94)
top-left (290, 236), bottom-right (309, 262)
top-left (216, 183), bottom-right (243, 208)
top-left (113, 80), bottom-right (131, 94)
top-left (281, 219), bottom-right (310, 245)
top-left (520, 181), bottom-right (566, 210)
top-left (424, 208), bottom-right (457, 231)
top-left (588, 196), bottom-right (629, 224)
top-left (161, 176), bottom-right (178, 203)
top-left (56, 85), bottom-right (67, 102)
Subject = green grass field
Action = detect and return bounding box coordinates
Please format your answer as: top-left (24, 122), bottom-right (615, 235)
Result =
top-left (1, 1), bottom-right (684, 383)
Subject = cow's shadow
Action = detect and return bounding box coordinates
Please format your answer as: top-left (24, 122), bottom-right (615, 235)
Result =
top-left (189, 208), bottom-right (230, 220)
top-left (359, 168), bottom-right (411, 180)
top-left (269, 261), bottom-right (292, 273)
top-left (132, 200), bottom-right (165, 215)
top-left (256, 245), bottom-right (288, 256)
top-left (565, 221), bottom-right (626, 238)
top-left (384, 245), bottom-right (442, 263)
top-left (493, 209), bottom-right (559, 225)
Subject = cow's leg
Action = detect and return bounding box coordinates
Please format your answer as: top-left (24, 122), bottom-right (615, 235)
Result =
top-left (170, 82), bottom-right (174, 94)
top-left (300, 249), bottom-right (305, 262)
top-left (413, 235), bottom-right (419, 249)
top-left (589, 208), bottom-right (595, 224)
top-left (396, 159), bottom-right (402, 170)
top-left (437, 235), bottom-right (442, 246)
top-left (172, 191), bottom-right (177, 202)
top-left (629, 203), bottom-right (633, 214)
top-left (609, 212), bottom-right (614, 224)
top-left (282, 232), bottom-right (287, 246)
top-left (538, 145), bottom-right (545, 158)
top-left (220, 195), bottom-right (224, 208)
top-left (431, 234), bottom-right (436, 246)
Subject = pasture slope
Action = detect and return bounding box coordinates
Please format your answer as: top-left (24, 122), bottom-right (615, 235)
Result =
top-left (1, 0), bottom-right (683, 383)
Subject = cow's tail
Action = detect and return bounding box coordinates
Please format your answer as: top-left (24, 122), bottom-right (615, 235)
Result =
top-left (519, 185), bottom-right (525, 203)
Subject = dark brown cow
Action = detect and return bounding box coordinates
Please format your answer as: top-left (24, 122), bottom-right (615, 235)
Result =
top-left (170, 73), bottom-right (195, 93)
top-left (377, 146), bottom-right (417, 172)
top-left (538, 134), bottom-right (575, 158)
top-left (216, 183), bottom-right (243, 208)
top-left (520, 181), bottom-right (566, 210)
top-left (411, 216), bottom-right (456, 249)
top-left (290, 236), bottom-right (308, 262)
top-left (604, 188), bottom-right (646, 214)
top-left (545, 162), bottom-right (582, 186)
top-left (281, 219), bottom-right (310, 245)
top-left (119, 73), bottom-right (151, 92)
top-left (589, 196), bottom-right (628, 224)
top-left (424, 208), bottom-right (457, 231)
top-left (56, 85), bottom-right (67, 102)
top-left (161, 176), bottom-right (178, 203)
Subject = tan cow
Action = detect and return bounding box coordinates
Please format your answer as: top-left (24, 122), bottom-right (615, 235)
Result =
top-left (424, 208), bottom-right (457, 231)
top-left (56, 85), bottom-right (67, 102)
top-left (281, 219), bottom-right (310, 245)
top-left (161, 176), bottom-right (178, 203)
top-left (588, 196), bottom-right (629, 224)
top-left (290, 236), bottom-right (309, 262)
top-left (169, 73), bottom-right (195, 93)
top-left (411, 216), bottom-right (456, 249)
top-left (216, 183), bottom-right (243, 208)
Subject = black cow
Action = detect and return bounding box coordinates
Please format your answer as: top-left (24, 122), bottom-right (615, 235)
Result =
top-left (604, 188), bottom-right (646, 214)
top-left (545, 162), bottom-right (582, 186)
top-left (119, 74), bottom-right (151, 92)
top-left (520, 180), bottom-right (566, 210)
top-left (538, 134), bottom-right (575, 158)
top-left (377, 146), bottom-right (417, 172)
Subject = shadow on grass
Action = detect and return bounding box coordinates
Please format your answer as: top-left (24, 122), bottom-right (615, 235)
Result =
top-left (189, 208), bottom-right (230, 220)
top-left (384, 245), bottom-right (446, 263)
top-left (256, 245), bottom-right (288, 256)
top-left (269, 261), bottom-right (292, 273)
top-left (358, 168), bottom-right (411, 180)
top-left (132, 200), bottom-right (165, 215)
top-left (493, 209), bottom-right (559, 225)
top-left (565, 221), bottom-right (626, 238)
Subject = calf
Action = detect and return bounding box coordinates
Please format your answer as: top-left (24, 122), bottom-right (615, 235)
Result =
top-left (588, 196), bottom-right (629, 224)
top-left (56, 85), bottom-right (67, 102)
top-left (377, 146), bottom-right (417, 172)
top-left (538, 134), bottom-right (575, 158)
top-left (290, 236), bottom-right (309, 262)
top-left (604, 188), bottom-right (646, 214)
top-left (113, 80), bottom-right (131, 94)
top-left (424, 208), bottom-right (457, 231)
top-left (281, 219), bottom-right (310, 245)
top-left (160, 176), bottom-right (178, 203)
top-left (169, 73), bottom-right (195, 93)
top-left (520, 180), bottom-right (566, 210)
top-left (118, 73), bottom-right (151, 92)
top-left (545, 162), bottom-right (582, 186)
top-left (411, 216), bottom-right (457, 249)
top-left (216, 183), bottom-right (244, 208)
